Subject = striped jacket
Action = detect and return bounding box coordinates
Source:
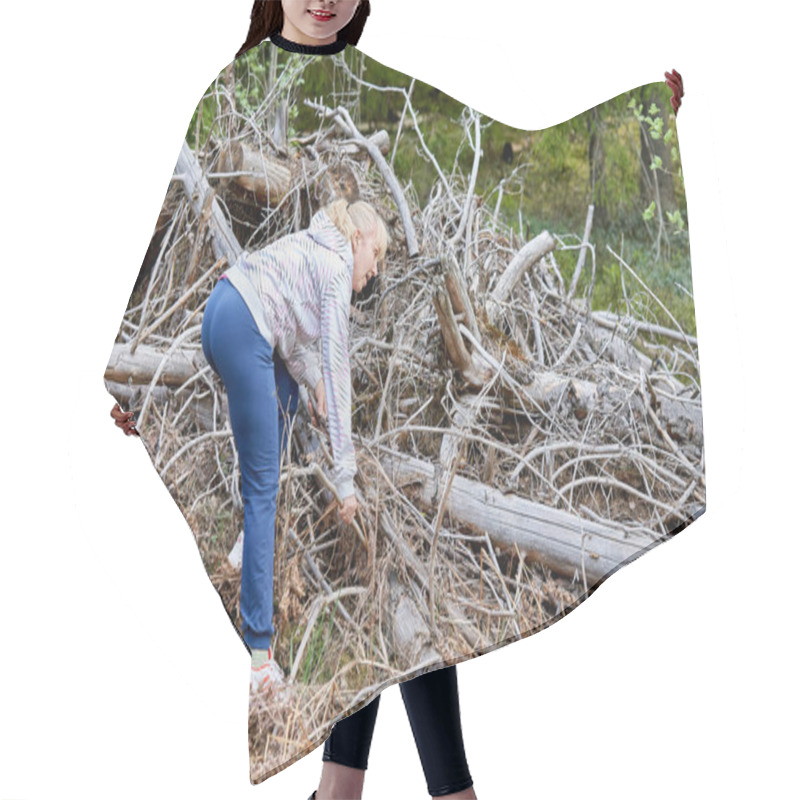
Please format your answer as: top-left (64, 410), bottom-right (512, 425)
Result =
top-left (222, 208), bottom-right (357, 499)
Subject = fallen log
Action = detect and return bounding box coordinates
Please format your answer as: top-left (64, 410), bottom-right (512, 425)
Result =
top-left (107, 318), bottom-right (702, 458)
top-left (457, 321), bottom-right (703, 446)
top-left (378, 506), bottom-right (482, 652)
top-left (585, 324), bottom-right (654, 372)
top-left (379, 448), bottom-right (703, 587)
top-left (104, 341), bottom-right (206, 388)
top-left (217, 139), bottom-right (292, 205)
top-left (439, 394), bottom-right (485, 469)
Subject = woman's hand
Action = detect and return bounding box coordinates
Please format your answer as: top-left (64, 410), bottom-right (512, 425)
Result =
top-left (110, 403), bottom-right (139, 436)
top-left (338, 493), bottom-right (359, 525)
top-left (308, 378), bottom-right (327, 426)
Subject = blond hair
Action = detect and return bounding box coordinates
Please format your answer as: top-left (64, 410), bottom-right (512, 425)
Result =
top-left (323, 198), bottom-right (390, 271)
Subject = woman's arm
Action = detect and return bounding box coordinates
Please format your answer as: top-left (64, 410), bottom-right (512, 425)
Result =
top-left (320, 270), bottom-right (358, 499)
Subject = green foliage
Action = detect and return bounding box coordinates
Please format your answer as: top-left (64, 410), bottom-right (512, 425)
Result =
top-left (296, 605), bottom-right (337, 684)
top-left (629, 97), bottom-right (664, 137)
top-left (627, 92), bottom-right (687, 251)
top-left (187, 52), bottom-right (695, 335)
top-left (666, 209), bottom-right (685, 232)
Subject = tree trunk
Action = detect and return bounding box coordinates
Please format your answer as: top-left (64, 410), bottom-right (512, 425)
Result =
top-left (587, 107), bottom-right (610, 229)
top-left (380, 449), bottom-right (701, 587)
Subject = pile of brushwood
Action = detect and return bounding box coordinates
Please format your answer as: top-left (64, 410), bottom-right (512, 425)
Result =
top-left (104, 82), bottom-right (703, 781)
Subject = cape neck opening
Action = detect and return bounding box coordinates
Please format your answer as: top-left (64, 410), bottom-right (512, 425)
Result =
top-left (269, 31), bottom-right (348, 55)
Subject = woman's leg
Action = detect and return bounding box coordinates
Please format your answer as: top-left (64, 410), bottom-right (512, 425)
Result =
top-left (200, 278), bottom-right (280, 651)
top-left (316, 694), bottom-right (381, 799)
top-left (273, 349), bottom-right (300, 461)
top-left (400, 665), bottom-right (475, 798)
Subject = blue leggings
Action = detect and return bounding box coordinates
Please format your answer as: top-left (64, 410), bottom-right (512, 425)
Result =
top-left (324, 665), bottom-right (474, 797)
top-left (200, 277), bottom-right (299, 651)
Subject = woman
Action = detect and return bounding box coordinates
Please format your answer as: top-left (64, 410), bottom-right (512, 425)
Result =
top-left (201, 198), bottom-right (385, 686)
top-left (203, 195), bottom-right (476, 799)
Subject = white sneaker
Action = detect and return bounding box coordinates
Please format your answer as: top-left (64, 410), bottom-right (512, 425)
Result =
top-left (228, 529), bottom-right (244, 569)
top-left (250, 647), bottom-right (286, 694)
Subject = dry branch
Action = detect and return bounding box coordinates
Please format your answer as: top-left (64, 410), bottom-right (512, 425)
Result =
top-left (304, 99), bottom-right (419, 256)
top-left (176, 140), bottom-right (243, 264)
top-left (488, 230), bottom-right (556, 319)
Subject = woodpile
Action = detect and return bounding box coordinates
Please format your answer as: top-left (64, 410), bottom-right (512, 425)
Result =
top-left (104, 74), bottom-right (704, 779)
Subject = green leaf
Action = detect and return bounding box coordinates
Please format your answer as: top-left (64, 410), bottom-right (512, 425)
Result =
top-left (666, 209), bottom-right (685, 231)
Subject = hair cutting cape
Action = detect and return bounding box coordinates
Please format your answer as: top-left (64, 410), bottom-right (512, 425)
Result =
top-left (103, 36), bottom-right (705, 784)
